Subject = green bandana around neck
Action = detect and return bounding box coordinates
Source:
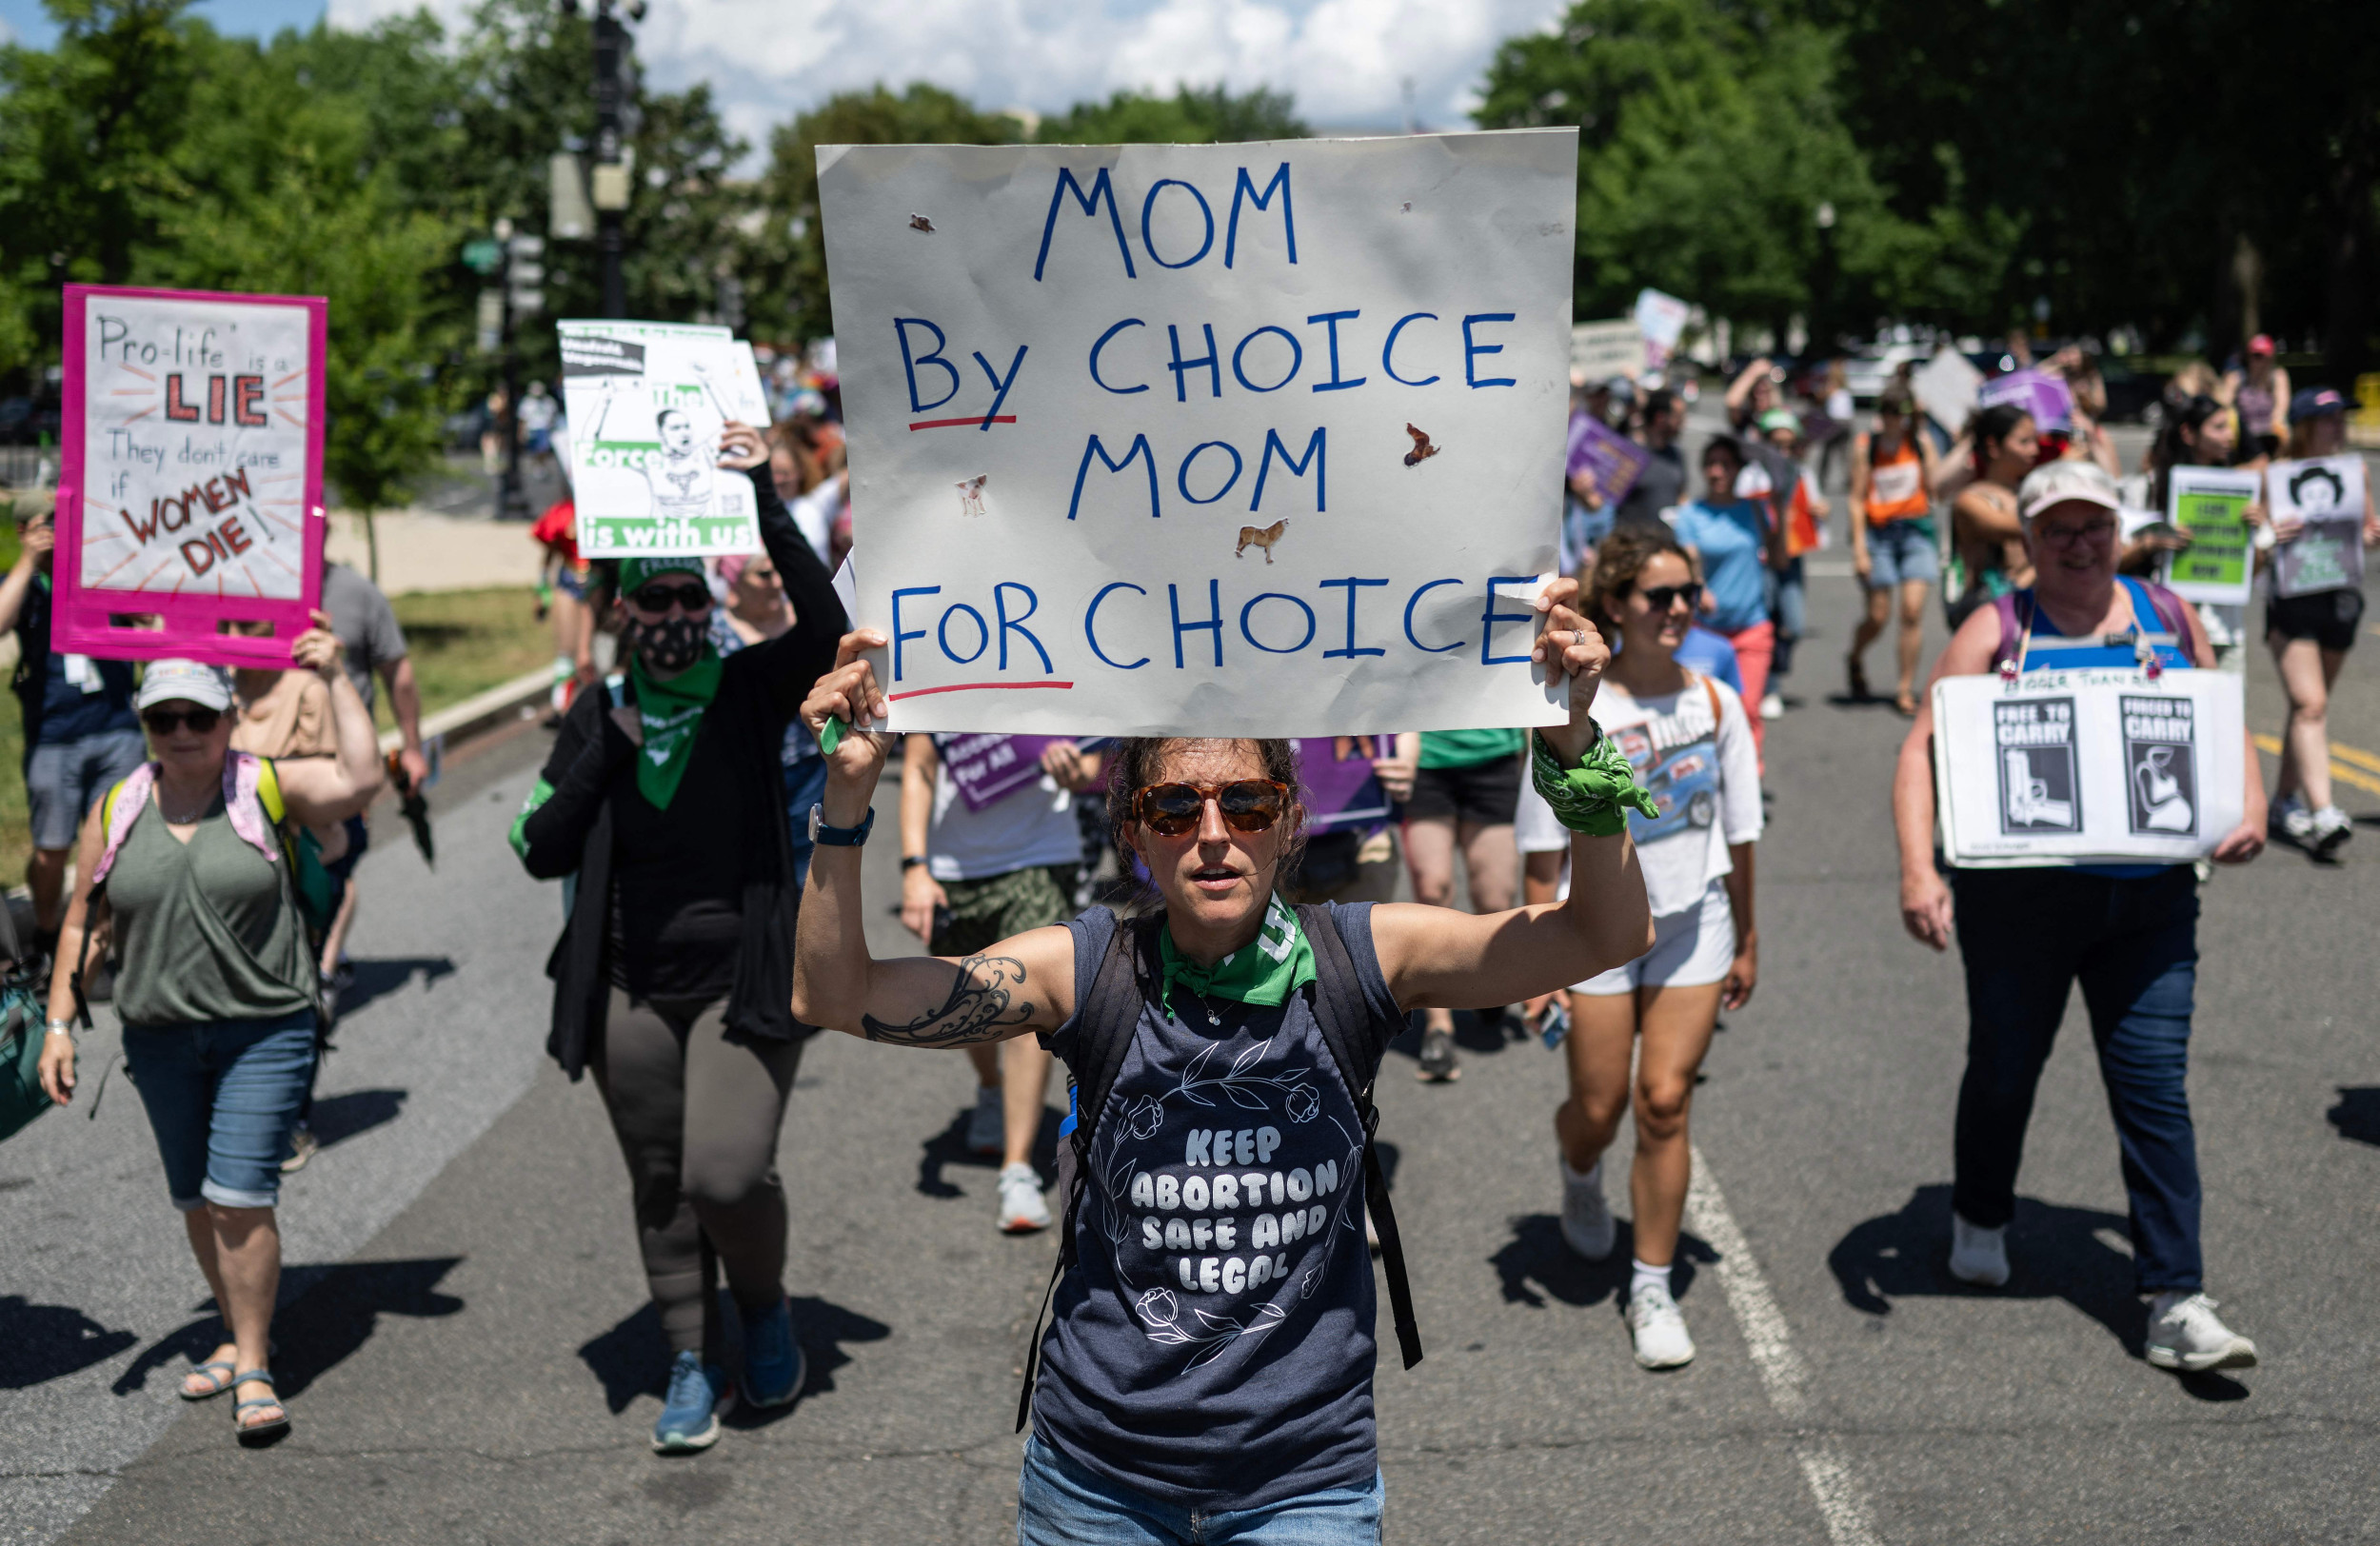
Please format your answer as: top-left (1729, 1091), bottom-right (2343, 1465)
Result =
top-left (626, 648), bottom-right (722, 808)
top-left (1159, 893), bottom-right (1318, 1020)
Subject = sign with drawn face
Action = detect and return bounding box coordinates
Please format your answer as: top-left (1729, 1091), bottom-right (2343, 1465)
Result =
top-left (56, 285), bottom-right (326, 666)
top-left (2268, 454), bottom-right (2367, 600)
top-left (817, 130), bottom-right (1577, 736)
top-left (559, 320), bottom-right (774, 559)
top-left (1934, 669), bottom-right (2244, 866)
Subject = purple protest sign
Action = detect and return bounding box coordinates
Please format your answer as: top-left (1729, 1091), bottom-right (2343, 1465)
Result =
top-left (1295, 737), bottom-right (1398, 834)
top-left (1565, 414), bottom-right (1651, 507)
top-left (1976, 368), bottom-right (2073, 432)
top-left (941, 732), bottom-right (1060, 811)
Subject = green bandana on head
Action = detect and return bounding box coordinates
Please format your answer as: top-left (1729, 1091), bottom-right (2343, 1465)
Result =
top-left (627, 649), bottom-right (722, 808)
top-left (1159, 893), bottom-right (1318, 1020)
top-left (620, 555), bottom-right (707, 595)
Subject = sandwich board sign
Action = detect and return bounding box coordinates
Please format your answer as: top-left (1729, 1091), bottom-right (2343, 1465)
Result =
top-left (817, 129), bottom-right (1578, 737)
top-left (56, 284), bottom-right (327, 666)
top-left (1933, 668), bottom-right (2244, 866)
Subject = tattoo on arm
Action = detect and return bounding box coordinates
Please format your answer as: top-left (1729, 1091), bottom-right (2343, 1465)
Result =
top-left (862, 955), bottom-right (1035, 1046)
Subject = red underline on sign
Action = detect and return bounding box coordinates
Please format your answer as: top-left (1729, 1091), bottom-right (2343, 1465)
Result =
top-left (906, 415), bottom-right (1017, 431)
top-left (886, 680), bottom-right (1074, 701)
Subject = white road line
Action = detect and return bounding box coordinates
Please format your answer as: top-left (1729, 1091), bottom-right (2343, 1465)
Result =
top-left (1688, 1143), bottom-right (1885, 1546)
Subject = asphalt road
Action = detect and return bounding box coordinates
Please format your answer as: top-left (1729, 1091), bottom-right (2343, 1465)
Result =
top-left (8, 548), bottom-right (2380, 1544)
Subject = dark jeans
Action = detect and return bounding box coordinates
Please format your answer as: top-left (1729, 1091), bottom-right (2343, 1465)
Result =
top-left (1950, 865), bottom-right (2203, 1293)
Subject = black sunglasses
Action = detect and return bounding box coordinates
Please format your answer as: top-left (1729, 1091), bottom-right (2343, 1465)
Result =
top-left (142, 706), bottom-right (222, 735)
top-left (630, 582), bottom-right (713, 614)
top-left (1635, 582), bottom-right (1703, 612)
top-left (1134, 780), bottom-right (1290, 838)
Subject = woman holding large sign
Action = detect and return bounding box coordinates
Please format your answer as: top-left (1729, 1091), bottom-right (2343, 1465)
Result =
top-left (507, 423), bottom-right (848, 1455)
top-left (792, 582), bottom-right (1653, 1541)
top-left (36, 641), bottom-right (384, 1445)
top-left (1893, 459), bottom-right (2265, 1377)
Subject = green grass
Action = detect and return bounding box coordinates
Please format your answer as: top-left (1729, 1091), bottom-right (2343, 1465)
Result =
top-left (0, 585), bottom-right (550, 884)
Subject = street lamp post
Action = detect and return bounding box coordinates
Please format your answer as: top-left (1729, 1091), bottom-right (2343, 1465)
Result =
top-left (585, 0), bottom-right (642, 318)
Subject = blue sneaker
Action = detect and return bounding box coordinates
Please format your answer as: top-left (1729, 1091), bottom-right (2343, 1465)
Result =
top-left (741, 1296), bottom-right (805, 1409)
top-left (651, 1351), bottom-right (729, 1453)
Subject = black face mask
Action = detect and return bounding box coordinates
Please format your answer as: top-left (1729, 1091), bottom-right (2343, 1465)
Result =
top-left (628, 613), bottom-right (707, 673)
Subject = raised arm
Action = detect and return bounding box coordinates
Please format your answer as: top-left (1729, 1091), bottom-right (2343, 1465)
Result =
top-left (1369, 585), bottom-right (1654, 1009)
top-left (721, 422), bottom-right (848, 719)
top-left (273, 610), bottom-right (385, 825)
top-left (791, 631), bottom-right (1077, 1045)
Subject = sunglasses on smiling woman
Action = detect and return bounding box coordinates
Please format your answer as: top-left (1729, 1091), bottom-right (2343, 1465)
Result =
top-left (1133, 780), bottom-right (1292, 838)
top-left (141, 706), bottom-right (222, 736)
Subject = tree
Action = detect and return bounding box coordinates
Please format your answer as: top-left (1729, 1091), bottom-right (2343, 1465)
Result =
top-left (1477, 0), bottom-right (1944, 347)
top-left (747, 84), bottom-right (1019, 344)
top-left (1036, 84), bottom-right (1308, 145)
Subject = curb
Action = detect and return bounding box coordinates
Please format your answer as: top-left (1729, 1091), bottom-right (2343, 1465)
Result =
top-left (378, 666), bottom-right (555, 760)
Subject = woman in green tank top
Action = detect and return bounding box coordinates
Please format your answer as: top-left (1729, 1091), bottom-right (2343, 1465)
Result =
top-left (37, 624), bottom-right (383, 1445)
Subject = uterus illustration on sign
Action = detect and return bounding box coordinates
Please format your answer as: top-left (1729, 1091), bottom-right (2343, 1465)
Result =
top-left (2132, 745), bottom-right (2193, 832)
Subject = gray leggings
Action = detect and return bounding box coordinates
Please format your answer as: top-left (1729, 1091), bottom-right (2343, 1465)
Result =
top-left (590, 989), bottom-right (805, 1357)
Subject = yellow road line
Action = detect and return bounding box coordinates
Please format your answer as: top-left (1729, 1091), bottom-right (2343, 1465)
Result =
top-left (2254, 732), bottom-right (2380, 798)
top-left (2329, 740), bottom-right (2380, 775)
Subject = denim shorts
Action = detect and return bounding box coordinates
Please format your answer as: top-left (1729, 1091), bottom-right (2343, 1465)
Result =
top-left (122, 1011), bottom-right (317, 1210)
top-left (1018, 1436), bottom-right (1384, 1546)
top-left (1864, 519), bottom-right (1939, 590)
top-left (25, 727), bottom-right (147, 852)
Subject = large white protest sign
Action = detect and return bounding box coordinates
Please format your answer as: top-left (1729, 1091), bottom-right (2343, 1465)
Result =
top-left (57, 284), bottom-right (325, 667)
top-left (559, 320), bottom-right (773, 558)
top-left (1911, 347), bottom-right (1981, 435)
top-left (2267, 454), bottom-right (2368, 599)
top-left (817, 130), bottom-right (1577, 736)
top-left (1933, 668), bottom-right (2244, 866)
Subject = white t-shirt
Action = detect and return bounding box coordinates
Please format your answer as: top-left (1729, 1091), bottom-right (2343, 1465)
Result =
top-left (1515, 675), bottom-right (1763, 918)
top-left (927, 740), bottom-right (1082, 882)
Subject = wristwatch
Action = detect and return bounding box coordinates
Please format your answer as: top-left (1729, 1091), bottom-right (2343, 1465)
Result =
top-left (901, 855), bottom-right (929, 870)
top-left (808, 803), bottom-right (875, 847)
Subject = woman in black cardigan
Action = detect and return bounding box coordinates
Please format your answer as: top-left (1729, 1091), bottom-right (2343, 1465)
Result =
top-left (509, 421), bottom-right (847, 1455)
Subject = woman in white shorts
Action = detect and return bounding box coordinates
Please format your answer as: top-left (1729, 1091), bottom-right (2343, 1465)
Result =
top-left (1515, 525), bottom-right (1762, 1369)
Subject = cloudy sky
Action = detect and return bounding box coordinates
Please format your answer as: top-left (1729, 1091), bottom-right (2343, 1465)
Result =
top-left (2, 0), bottom-right (1571, 162)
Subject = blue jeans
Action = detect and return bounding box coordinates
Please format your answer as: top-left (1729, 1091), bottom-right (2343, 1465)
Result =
top-left (1768, 556), bottom-right (1806, 677)
top-left (122, 1011), bottom-right (317, 1210)
top-left (1949, 867), bottom-right (2202, 1292)
top-left (1019, 1437), bottom-right (1383, 1546)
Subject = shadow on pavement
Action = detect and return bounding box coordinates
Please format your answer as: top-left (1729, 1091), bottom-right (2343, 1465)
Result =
top-left (109, 1257), bottom-right (466, 1399)
top-left (0, 1296), bottom-right (140, 1387)
top-left (915, 1102), bottom-right (1061, 1199)
top-left (335, 956), bottom-right (458, 1018)
top-left (579, 1294), bottom-right (892, 1417)
top-left (307, 1087), bottom-right (409, 1149)
top-left (2328, 1086), bottom-right (2380, 1147)
top-left (1489, 1215), bottom-right (1709, 1311)
top-left (1829, 1185), bottom-right (2250, 1401)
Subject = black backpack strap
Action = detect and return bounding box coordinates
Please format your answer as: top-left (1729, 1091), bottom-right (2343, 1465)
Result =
top-left (1016, 911), bottom-right (1155, 1433)
top-left (1296, 903), bottom-right (1422, 1371)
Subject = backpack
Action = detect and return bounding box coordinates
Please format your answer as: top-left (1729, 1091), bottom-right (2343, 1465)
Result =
top-left (1015, 902), bottom-right (1421, 1434)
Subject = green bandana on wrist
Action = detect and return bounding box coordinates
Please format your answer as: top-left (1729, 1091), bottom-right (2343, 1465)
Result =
top-left (627, 648), bottom-right (722, 809)
top-left (1531, 728), bottom-right (1659, 837)
top-left (1159, 893), bottom-right (1318, 1020)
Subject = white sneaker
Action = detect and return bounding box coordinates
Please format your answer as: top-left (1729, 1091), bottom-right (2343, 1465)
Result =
top-left (1558, 1160), bottom-right (1616, 1260)
top-left (965, 1086), bottom-right (1003, 1155)
top-left (2272, 795), bottom-right (2316, 846)
top-left (2311, 804), bottom-right (2353, 858)
top-left (1627, 1283), bottom-right (1696, 1368)
top-left (1759, 691), bottom-right (1785, 721)
top-left (997, 1162), bottom-right (1052, 1233)
top-left (2145, 1292), bottom-right (2257, 1372)
top-left (1948, 1214), bottom-right (2010, 1287)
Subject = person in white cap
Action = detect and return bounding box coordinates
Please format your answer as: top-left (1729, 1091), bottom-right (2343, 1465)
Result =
top-left (36, 625), bottom-right (383, 1447)
top-left (1892, 458), bottom-right (2266, 1378)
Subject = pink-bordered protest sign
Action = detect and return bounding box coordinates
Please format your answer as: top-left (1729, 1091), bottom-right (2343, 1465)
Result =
top-left (57, 284), bottom-right (327, 667)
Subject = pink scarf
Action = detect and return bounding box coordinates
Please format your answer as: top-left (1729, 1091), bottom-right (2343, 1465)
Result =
top-left (89, 752), bottom-right (279, 889)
